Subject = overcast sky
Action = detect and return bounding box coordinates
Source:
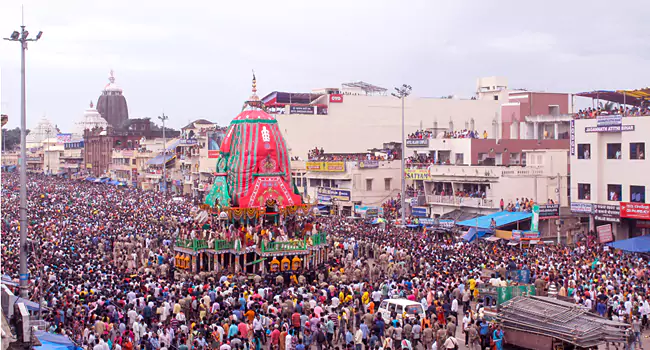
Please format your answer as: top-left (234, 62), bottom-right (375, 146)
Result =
top-left (1, 0), bottom-right (648, 132)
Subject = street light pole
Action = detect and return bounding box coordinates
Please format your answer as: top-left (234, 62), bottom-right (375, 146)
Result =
top-left (4, 22), bottom-right (43, 298)
top-left (392, 84), bottom-right (412, 225)
top-left (158, 113), bottom-right (169, 193)
top-left (45, 127), bottom-right (51, 174)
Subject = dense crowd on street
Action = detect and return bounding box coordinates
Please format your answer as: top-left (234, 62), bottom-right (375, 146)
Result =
top-left (2, 173), bottom-right (650, 350)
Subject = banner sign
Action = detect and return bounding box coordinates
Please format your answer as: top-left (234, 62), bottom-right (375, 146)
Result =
top-left (497, 285), bottom-right (536, 305)
top-left (438, 219), bottom-right (455, 228)
top-left (585, 125), bottom-right (635, 133)
top-left (317, 187), bottom-right (351, 202)
top-left (538, 204), bottom-right (560, 219)
top-left (180, 139), bottom-right (198, 145)
top-left (511, 230), bottom-right (522, 240)
top-left (419, 218), bottom-right (435, 225)
top-left (412, 206), bottom-right (427, 217)
top-left (358, 160), bottom-right (379, 169)
top-left (56, 133), bottom-right (73, 143)
top-left (329, 94), bottom-right (343, 103)
top-left (571, 202), bottom-right (593, 214)
top-left (405, 169), bottom-right (432, 181)
top-left (620, 202), bottom-right (650, 220)
top-left (597, 115), bottom-right (622, 127)
top-left (570, 120), bottom-right (575, 155)
top-left (26, 157), bottom-right (41, 162)
top-left (207, 131), bottom-right (224, 159)
top-left (405, 139), bottom-right (429, 147)
top-left (523, 231), bottom-right (540, 239)
top-left (531, 205), bottom-right (540, 231)
top-left (597, 224), bottom-right (613, 243)
top-left (306, 161), bottom-right (346, 172)
top-left (594, 204), bottom-right (620, 223)
top-left (289, 105), bottom-right (314, 114)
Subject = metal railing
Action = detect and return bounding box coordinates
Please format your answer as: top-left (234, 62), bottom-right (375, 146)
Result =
top-left (177, 233), bottom-right (328, 252)
top-left (215, 240), bottom-right (235, 251)
top-left (262, 240), bottom-right (307, 253)
top-left (175, 239), bottom-right (209, 251)
top-left (426, 195), bottom-right (495, 208)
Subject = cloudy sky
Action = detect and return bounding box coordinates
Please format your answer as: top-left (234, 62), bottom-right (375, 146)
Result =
top-left (1, 0), bottom-right (648, 132)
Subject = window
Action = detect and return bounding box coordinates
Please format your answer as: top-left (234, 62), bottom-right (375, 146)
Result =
top-left (631, 185), bottom-right (646, 203)
top-left (132, 159), bottom-right (136, 165)
top-left (578, 183), bottom-right (591, 200)
top-left (366, 179), bottom-right (373, 191)
top-left (607, 143), bottom-right (622, 159)
top-left (607, 184), bottom-right (622, 202)
top-left (309, 179), bottom-right (320, 188)
top-left (455, 153), bottom-right (464, 165)
top-left (493, 95), bottom-right (499, 101)
top-left (577, 144), bottom-right (591, 159)
top-left (630, 143), bottom-right (645, 160)
top-left (384, 178), bottom-right (391, 191)
top-left (295, 178), bottom-right (302, 187)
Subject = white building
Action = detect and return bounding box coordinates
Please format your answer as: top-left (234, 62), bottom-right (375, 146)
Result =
top-left (265, 78), bottom-right (507, 159)
top-left (570, 115), bottom-right (650, 240)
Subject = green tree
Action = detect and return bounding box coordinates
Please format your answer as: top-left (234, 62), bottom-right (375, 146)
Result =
top-left (2, 127), bottom-right (30, 151)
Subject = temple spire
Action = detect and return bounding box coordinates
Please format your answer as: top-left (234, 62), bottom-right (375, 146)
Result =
top-left (243, 70), bottom-right (264, 110)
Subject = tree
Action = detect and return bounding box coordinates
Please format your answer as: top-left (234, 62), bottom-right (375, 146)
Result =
top-left (2, 127), bottom-right (30, 151)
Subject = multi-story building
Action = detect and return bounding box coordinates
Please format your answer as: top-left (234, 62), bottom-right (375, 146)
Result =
top-left (109, 149), bottom-right (138, 184)
top-left (570, 112), bottom-right (650, 240)
top-left (264, 78), bottom-right (506, 159)
top-left (42, 136), bottom-right (64, 175)
top-left (60, 139), bottom-right (84, 177)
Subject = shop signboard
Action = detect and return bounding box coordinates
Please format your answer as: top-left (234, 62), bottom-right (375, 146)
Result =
top-left (597, 224), bottom-right (613, 243)
top-left (438, 219), bottom-right (455, 228)
top-left (306, 161), bottom-right (346, 172)
top-left (531, 205), bottom-right (540, 231)
top-left (405, 169), bottom-right (432, 181)
top-left (405, 139), bottom-right (429, 147)
top-left (506, 269), bottom-right (531, 284)
top-left (571, 202), bottom-right (593, 214)
top-left (620, 202), bottom-right (650, 220)
top-left (329, 94), bottom-right (343, 103)
top-left (594, 204), bottom-right (620, 223)
top-left (412, 206), bottom-right (427, 217)
top-left (317, 187), bottom-right (351, 202)
top-left (419, 218), bottom-right (435, 226)
top-left (585, 125), bottom-right (634, 133)
top-left (570, 120), bottom-right (575, 155)
top-left (358, 160), bottom-right (379, 169)
top-left (597, 115), bottom-right (622, 127)
top-left (538, 204), bottom-right (560, 219)
top-left (289, 105), bottom-right (315, 114)
top-left (511, 230), bottom-right (522, 240)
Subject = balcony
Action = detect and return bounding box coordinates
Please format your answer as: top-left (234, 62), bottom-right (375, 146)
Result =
top-left (426, 194), bottom-right (495, 208)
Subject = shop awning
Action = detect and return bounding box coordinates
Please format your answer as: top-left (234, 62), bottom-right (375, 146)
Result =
top-left (85, 177), bottom-right (96, 182)
top-left (607, 235), bottom-right (650, 253)
top-left (485, 236), bottom-right (501, 242)
top-left (99, 177), bottom-right (110, 183)
top-left (108, 180), bottom-right (120, 185)
top-left (456, 211), bottom-right (532, 229)
top-left (147, 154), bottom-right (175, 165)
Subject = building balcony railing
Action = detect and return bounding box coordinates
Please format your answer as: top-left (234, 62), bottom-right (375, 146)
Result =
top-left (426, 195), bottom-right (495, 208)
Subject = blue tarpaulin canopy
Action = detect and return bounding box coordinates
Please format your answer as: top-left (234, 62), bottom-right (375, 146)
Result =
top-left (34, 331), bottom-right (82, 350)
top-left (607, 235), bottom-right (650, 253)
top-left (462, 227), bottom-right (491, 242)
top-left (456, 211), bottom-right (532, 229)
top-left (108, 180), bottom-right (120, 185)
top-left (85, 177), bottom-right (96, 182)
top-left (99, 177), bottom-right (110, 183)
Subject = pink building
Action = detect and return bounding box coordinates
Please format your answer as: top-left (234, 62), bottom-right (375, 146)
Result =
top-left (501, 91), bottom-right (572, 140)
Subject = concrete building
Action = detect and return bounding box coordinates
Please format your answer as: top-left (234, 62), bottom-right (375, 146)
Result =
top-left (42, 137), bottom-right (64, 175)
top-left (60, 139), bottom-right (84, 177)
top-left (265, 79), bottom-right (505, 159)
top-left (301, 159), bottom-right (402, 216)
top-left (501, 91), bottom-right (573, 140)
top-left (570, 115), bottom-right (650, 240)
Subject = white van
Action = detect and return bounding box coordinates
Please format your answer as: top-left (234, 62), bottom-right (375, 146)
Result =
top-left (377, 298), bottom-right (425, 324)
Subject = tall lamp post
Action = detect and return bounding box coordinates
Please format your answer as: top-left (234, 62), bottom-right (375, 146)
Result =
top-left (44, 127), bottom-right (51, 174)
top-left (4, 23), bottom-right (42, 298)
top-left (158, 113), bottom-right (169, 193)
top-left (391, 84), bottom-right (411, 225)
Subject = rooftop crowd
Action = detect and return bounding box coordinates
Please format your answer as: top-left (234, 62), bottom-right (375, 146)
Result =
top-left (1, 173), bottom-right (649, 350)
top-left (307, 148), bottom-right (400, 162)
top-left (574, 104), bottom-right (650, 119)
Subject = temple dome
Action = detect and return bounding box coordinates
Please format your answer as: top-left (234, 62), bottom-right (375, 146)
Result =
top-left (75, 101), bottom-right (109, 137)
top-left (97, 69), bottom-right (129, 129)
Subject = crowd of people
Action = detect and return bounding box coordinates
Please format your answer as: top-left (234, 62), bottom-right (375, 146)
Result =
top-left (441, 131), bottom-right (486, 140)
top-left (574, 103), bottom-right (650, 119)
top-left (2, 173), bottom-right (650, 350)
top-left (308, 148), bottom-right (400, 162)
top-left (407, 131), bottom-right (434, 140)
